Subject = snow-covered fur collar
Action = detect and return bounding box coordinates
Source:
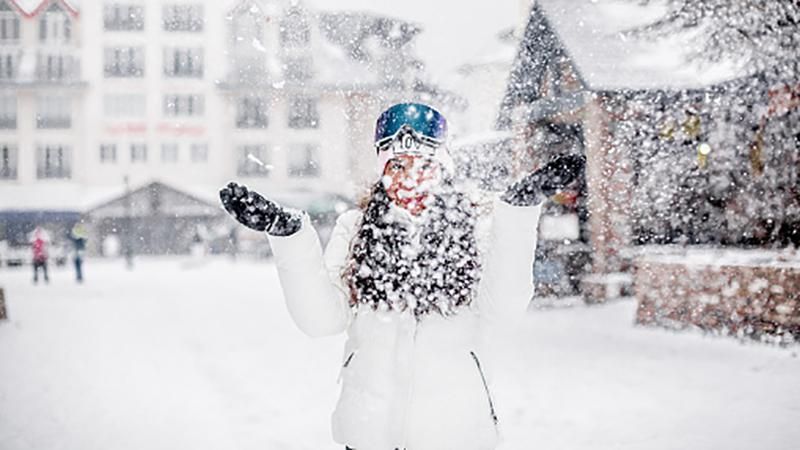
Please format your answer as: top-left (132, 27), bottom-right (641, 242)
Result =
top-left (344, 181), bottom-right (481, 318)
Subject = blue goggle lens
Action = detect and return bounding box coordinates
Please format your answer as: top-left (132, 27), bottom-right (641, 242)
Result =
top-left (374, 103), bottom-right (447, 146)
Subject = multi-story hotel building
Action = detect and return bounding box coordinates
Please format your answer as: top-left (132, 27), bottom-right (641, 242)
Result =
top-left (0, 0), bottom-right (460, 254)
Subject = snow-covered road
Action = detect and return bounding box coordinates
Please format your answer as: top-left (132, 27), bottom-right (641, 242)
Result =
top-left (1, 258), bottom-right (798, 450)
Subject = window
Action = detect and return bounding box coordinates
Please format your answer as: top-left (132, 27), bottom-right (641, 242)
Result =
top-left (0, 4), bottom-right (20, 42)
top-left (0, 95), bottom-right (15, 129)
top-left (231, 8), bottom-right (262, 46)
top-left (104, 47), bottom-right (144, 77)
top-left (163, 47), bottom-right (203, 78)
top-left (190, 143), bottom-right (207, 163)
top-left (288, 97), bottom-right (319, 129)
top-left (0, 52), bottom-right (18, 79)
top-left (288, 143), bottom-right (319, 178)
top-left (103, 3), bottom-right (144, 31)
top-left (99, 144), bottom-right (117, 163)
top-left (161, 143), bottom-right (178, 162)
top-left (280, 8), bottom-right (310, 47)
top-left (163, 4), bottom-right (203, 32)
top-left (284, 57), bottom-right (312, 82)
top-left (36, 52), bottom-right (78, 81)
top-left (237, 144), bottom-right (269, 176)
top-left (130, 143), bottom-right (147, 163)
top-left (36, 96), bottom-right (71, 129)
top-left (236, 96), bottom-right (267, 128)
top-left (103, 94), bottom-right (145, 118)
top-left (39, 4), bottom-right (71, 43)
top-left (36, 144), bottom-right (71, 179)
top-left (163, 94), bottom-right (204, 117)
top-left (0, 143), bottom-right (16, 179)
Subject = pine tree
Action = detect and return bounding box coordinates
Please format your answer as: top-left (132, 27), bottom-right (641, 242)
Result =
top-left (632, 0), bottom-right (800, 79)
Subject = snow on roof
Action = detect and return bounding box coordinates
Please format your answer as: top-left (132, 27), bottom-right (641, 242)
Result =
top-left (313, 11), bottom-right (422, 89)
top-left (637, 246), bottom-right (800, 269)
top-left (314, 36), bottom-right (380, 88)
top-left (0, 184), bottom-right (124, 213)
top-left (536, 0), bottom-right (741, 90)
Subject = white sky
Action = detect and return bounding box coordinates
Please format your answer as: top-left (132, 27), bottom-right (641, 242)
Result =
top-left (305, 0), bottom-right (524, 81)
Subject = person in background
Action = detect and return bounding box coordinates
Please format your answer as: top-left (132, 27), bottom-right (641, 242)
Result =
top-left (228, 226), bottom-right (239, 260)
top-left (30, 226), bottom-right (50, 284)
top-left (69, 223), bottom-right (88, 283)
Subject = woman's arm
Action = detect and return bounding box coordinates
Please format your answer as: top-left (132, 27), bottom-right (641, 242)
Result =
top-left (220, 182), bottom-right (354, 338)
top-left (476, 198), bottom-right (542, 316)
top-left (477, 154), bottom-right (584, 315)
top-left (268, 213), bottom-right (356, 338)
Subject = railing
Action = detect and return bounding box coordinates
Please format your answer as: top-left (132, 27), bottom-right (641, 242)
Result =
top-left (236, 116), bottom-right (268, 129)
top-left (0, 49), bottom-right (83, 83)
top-left (36, 52), bottom-right (81, 82)
top-left (36, 116), bottom-right (71, 129)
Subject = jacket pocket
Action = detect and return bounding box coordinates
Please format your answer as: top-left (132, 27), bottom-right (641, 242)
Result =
top-left (470, 351), bottom-right (498, 426)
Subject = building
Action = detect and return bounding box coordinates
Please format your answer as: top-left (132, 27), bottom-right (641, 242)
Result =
top-left (0, 0), bottom-right (462, 256)
top-left (0, 0), bottom-right (87, 254)
top-left (497, 0), bottom-right (799, 305)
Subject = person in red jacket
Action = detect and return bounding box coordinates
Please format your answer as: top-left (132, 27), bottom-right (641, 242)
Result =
top-left (30, 226), bottom-right (50, 284)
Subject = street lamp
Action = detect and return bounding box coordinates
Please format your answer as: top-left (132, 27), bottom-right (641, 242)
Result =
top-left (123, 175), bottom-right (133, 269)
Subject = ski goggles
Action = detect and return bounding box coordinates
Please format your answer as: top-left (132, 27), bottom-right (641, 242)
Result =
top-left (374, 103), bottom-right (447, 153)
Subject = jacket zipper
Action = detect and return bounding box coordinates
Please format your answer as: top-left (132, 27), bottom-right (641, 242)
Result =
top-left (338, 351), bottom-right (357, 384)
top-left (470, 351), bottom-right (499, 426)
top-left (343, 351), bottom-right (356, 368)
top-left (400, 319), bottom-right (420, 450)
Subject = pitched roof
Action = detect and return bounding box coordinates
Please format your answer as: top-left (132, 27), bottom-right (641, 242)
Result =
top-left (535, 0), bottom-right (741, 91)
top-left (6, 0), bottom-right (78, 18)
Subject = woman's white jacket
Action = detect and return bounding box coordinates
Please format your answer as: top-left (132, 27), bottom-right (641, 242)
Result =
top-left (267, 197), bottom-right (542, 450)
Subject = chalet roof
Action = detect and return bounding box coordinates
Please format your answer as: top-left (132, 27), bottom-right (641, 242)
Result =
top-left (6, 0), bottom-right (78, 17)
top-left (535, 0), bottom-right (741, 91)
top-left (0, 184), bottom-right (122, 213)
top-left (87, 181), bottom-right (220, 219)
top-left (220, 1), bottom-right (464, 106)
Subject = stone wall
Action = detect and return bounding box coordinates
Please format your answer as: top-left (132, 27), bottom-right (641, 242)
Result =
top-left (634, 249), bottom-right (800, 344)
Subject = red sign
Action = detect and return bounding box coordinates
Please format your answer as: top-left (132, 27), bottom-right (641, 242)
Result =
top-left (105, 123), bottom-right (147, 134)
top-left (157, 123), bottom-right (206, 136)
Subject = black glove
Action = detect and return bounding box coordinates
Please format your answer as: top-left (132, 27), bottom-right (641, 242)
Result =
top-left (219, 182), bottom-right (302, 237)
top-left (501, 154), bottom-right (585, 206)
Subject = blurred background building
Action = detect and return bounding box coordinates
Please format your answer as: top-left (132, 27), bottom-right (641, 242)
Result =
top-left (0, 0), bottom-right (463, 256)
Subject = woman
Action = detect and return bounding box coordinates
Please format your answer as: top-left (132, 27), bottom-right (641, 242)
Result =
top-left (220, 103), bottom-right (584, 450)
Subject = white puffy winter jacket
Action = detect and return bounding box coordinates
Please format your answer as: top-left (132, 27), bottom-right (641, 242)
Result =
top-left (268, 197), bottom-right (542, 450)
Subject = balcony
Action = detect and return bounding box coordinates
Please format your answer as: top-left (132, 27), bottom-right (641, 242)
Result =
top-left (0, 50), bottom-right (84, 86)
top-left (0, 117), bottom-right (16, 129)
top-left (36, 116), bottom-right (71, 129)
top-left (36, 52), bottom-right (81, 82)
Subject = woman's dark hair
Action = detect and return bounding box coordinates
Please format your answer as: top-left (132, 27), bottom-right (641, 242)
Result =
top-left (343, 180), bottom-right (481, 317)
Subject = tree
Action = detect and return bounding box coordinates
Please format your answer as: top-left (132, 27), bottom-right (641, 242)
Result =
top-left (633, 0), bottom-right (800, 78)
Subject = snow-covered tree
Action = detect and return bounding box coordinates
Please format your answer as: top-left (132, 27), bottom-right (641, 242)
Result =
top-left (633, 0), bottom-right (800, 78)
top-left (620, 1), bottom-right (800, 247)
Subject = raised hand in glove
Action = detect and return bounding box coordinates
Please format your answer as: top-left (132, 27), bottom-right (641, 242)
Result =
top-left (219, 182), bottom-right (302, 236)
top-left (501, 154), bottom-right (586, 207)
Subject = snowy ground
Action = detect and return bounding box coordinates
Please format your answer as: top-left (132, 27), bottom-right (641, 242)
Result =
top-left (1, 257), bottom-right (798, 450)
